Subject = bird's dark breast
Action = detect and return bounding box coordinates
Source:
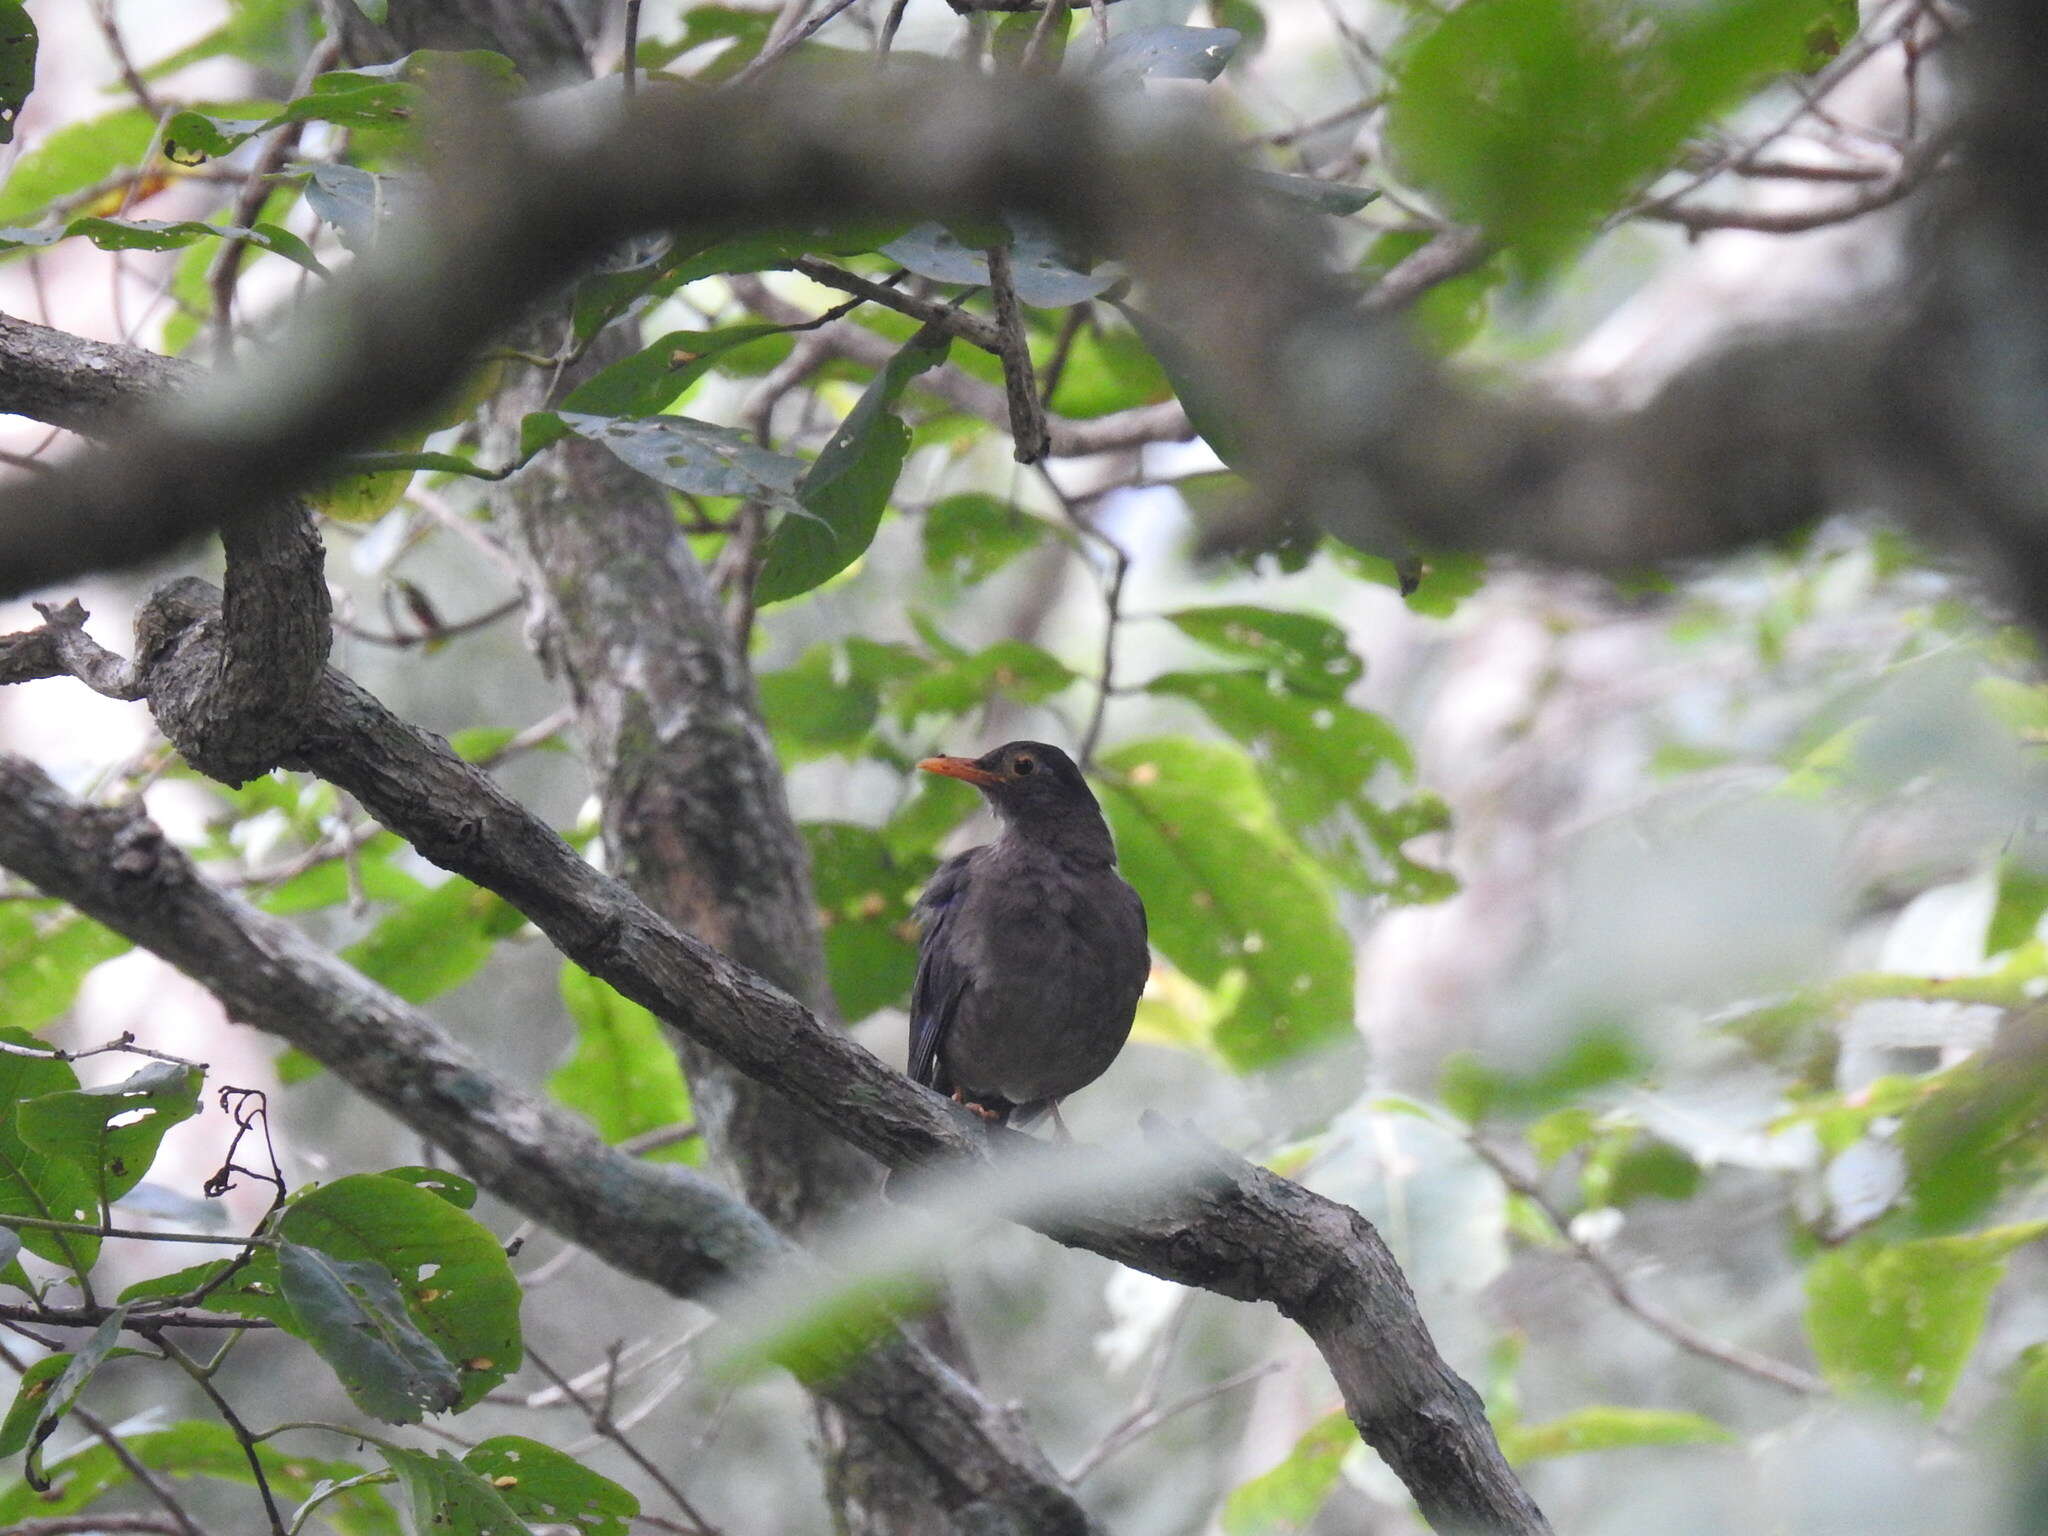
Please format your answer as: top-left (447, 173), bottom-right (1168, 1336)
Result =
top-left (940, 854), bottom-right (1146, 1107)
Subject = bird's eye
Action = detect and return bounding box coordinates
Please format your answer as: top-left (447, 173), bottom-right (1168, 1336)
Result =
top-left (1013, 755), bottom-right (1036, 775)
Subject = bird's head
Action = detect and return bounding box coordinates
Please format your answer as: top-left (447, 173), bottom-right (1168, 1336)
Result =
top-left (918, 741), bottom-right (1109, 848)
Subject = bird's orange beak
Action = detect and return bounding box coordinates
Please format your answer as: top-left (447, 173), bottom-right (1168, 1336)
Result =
top-left (918, 755), bottom-right (1004, 787)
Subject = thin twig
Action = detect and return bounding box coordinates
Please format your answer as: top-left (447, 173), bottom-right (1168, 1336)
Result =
top-left (525, 1345), bottom-right (725, 1536)
top-left (1465, 1135), bottom-right (1826, 1397)
top-left (1035, 464), bottom-right (1128, 765)
top-left (91, 0), bottom-right (159, 116)
top-left (792, 257), bottom-right (1003, 349)
top-left (157, 1335), bottom-right (288, 1536)
top-left (727, 0), bottom-right (863, 86)
top-left (1068, 1360), bottom-right (1280, 1482)
top-left (209, 37), bottom-right (342, 359)
top-left (623, 0), bottom-right (644, 98)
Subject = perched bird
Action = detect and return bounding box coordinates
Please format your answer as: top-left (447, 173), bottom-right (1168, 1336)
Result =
top-left (909, 741), bottom-right (1149, 1133)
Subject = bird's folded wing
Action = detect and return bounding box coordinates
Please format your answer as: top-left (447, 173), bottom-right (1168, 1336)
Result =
top-left (908, 847), bottom-right (981, 1087)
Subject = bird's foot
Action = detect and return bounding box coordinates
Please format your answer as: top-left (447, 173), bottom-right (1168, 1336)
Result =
top-left (951, 1088), bottom-right (1004, 1122)
top-left (1048, 1101), bottom-right (1074, 1143)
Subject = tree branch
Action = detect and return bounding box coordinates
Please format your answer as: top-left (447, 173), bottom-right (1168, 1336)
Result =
top-left (0, 585), bottom-right (1548, 1534)
top-left (0, 751), bottom-right (1099, 1536)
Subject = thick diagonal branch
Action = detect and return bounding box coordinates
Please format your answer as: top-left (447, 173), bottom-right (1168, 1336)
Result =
top-left (3, 587), bottom-right (1544, 1533)
top-left (0, 752), bottom-right (1098, 1536)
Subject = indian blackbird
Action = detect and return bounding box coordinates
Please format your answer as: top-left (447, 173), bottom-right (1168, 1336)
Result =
top-left (910, 741), bottom-right (1149, 1131)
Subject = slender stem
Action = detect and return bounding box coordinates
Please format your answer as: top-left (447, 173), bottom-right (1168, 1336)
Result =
top-left (525, 1346), bottom-right (725, 1536)
top-left (1035, 463), bottom-right (1129, 766)
top-left (1068, 1360), bottom-right (1281, 1482)
top-left (0, 1214), bottom-right (278, 1248)
top-left (623, 0), bottom-right (643, 98)
top-left (727, 0), bottom-right (863, 86)
top-left (1465, 1135), bottom-right (1826, 1397)
top-left (158, 1335), bottom-right (288, 1536)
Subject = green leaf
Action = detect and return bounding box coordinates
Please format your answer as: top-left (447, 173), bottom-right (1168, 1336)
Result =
top-left (923, 493), bottom-right (1047, 584)
top-left (1164, 605), bottom-right (1363, 699)
top-left (759, 638), bottom-right (924, 761)
top-left (1500, 1405), bottom-right (1733, 1463)
top-left (16, 1062), bottom-right (203, 1207)
top-left (637, 3), bottom-right (776, 78)
top-left (1438, 1026), bottom-right (1644, 1124)
top-left (555, 412), bottom-right (806, 501)
top-left (720, 1268), bottom-right (938, 1387)
top-left (0, 107), bottom-right (154, 226)
top-left (18, 1309), bottom-right (130, 1485)
top-left (278, 1241), bottom-right (463, 1424)
top-left (805, 824), bottom-right (936, 1022)
top-left (1095, 25), bottom-right (1241, 82)
top-left (115, 1254), bottom-right (299, 1327)
top-left (381, 1445), bottom-right (534, 1536)
top-left (303, 162), bottom-right (412, 252)
top-left (1251, 170), bottom-right (1377, 215)
top-left (1098, 740), bottom-right (1354, 1072)
top-left (882, 220), bottom-right (1118, 307)
top-left (755, 328), bottom-right (952, 604)
top-left (1990, 859), bottom-right (2048, 954)
top-left (143, 0), bottom-right (302, 81)
top-left (309, 426), bottom-right (428, 523)
top-left (1581, 1131), bottom-right (1702, 1207)
top-left (1386, 0), bottom-right (1835, 278)
top-left (1114, 302), bottom-right (1248, 468)
top-left (342, 878), bottom-right (519, 1005)
top-left (0, 903), bottom-right (129, 1029)
top-left (0, 1028), bottom-right (98, 1271)
top-left (1902, 1052), bottom-right (2048, 1234)
top-left (279, 1171), bottom-right (523, 1411)
top-left (462, 1436), bottom-right (638, 1536)
top-left (1221, 1410), bottom-right (1355, 1535)
top-left (0, 1421), bottom-right (400, 1535)
top-left (0, 2), bottom-right (35, 145)
top-left (886, 638), bottom-right (1078, 724)
top-left (0, 1351), bottom-right (68, 1458)
top-left (1805, 1223), bottom-right (2048, 1414)
top-left (551, 965), bottom-right (696, 1163)
top-left (526, 327), bottom-right (793, 453)
top-left (1042, 318), bottom-right (1173, 419)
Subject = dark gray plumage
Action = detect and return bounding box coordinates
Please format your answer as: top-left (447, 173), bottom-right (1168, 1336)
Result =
top-left (909, 741), bottom-right (1149, 1130)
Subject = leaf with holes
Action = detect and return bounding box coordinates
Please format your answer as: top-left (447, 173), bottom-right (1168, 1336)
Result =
top-left (1098, 739), bottom-right (1353, 1071)
top-left (1806, 1222), bottom-right (2048, 1414)
top-left (16, 1061), bottom-right (203, 1207)
top-left (0, 3), bottom-right (33, 145)
top-left (279, 1242), bottom-right (463, 1424)
top-left (382, 1445), bottom-right (536, 1536)
top-left (463, 1437), bottom-right (638, 1536)
top-left (755, 327), bottom-right (952, 604)
top-left (278, 1171), bottom-right (523, 1412)
top-left (0, 1029), bottom-right (99, 1272)
top-left (1095, 25), bottom-right (1241, 82)
top-left (16, 1309), bottom-right (133, 1486)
